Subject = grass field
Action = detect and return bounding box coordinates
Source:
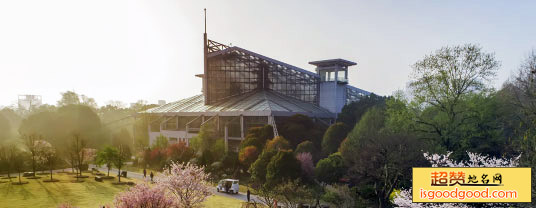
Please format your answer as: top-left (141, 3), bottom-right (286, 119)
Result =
top-left (0, 172), bottom-right (243, 208)
top-left (123, 165), bottom-right (256, 194)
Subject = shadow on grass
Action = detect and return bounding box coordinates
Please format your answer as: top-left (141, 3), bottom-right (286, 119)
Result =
top-left (0, 182), bottom-right (14, 196)
top-left (37, 179), bottom-right (58, 204)
top-left (50, 177), bottom-right (82, 206)
top-left (17, 183), bottom-right (35, 200)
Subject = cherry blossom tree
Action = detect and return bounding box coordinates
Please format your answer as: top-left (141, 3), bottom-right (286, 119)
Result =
top-left (23, 134), bottom-right (47, 175)
top-left (392, 151), bottom-right (520, 207)
top-left (114, 183), bottom-right (175, 208)
top-left (156, 162), bottom-right (212, 208)
top-left (296, 152), bottom-right (314, 179)
top-left (82, 148), bottom-right (97, 163)
top-left (37, 140), bottom-right (58, 181)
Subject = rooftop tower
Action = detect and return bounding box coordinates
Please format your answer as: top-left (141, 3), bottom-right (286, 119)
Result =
top-left (309, 59), bottom-right (357, 114)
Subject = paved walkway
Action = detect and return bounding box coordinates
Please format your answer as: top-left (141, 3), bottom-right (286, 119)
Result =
top-left (89, 165), bottom-right (260, 203)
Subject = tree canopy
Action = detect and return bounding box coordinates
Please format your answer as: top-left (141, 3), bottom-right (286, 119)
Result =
top-left (265, 150), bottom-right (301, 187)
top-left (408, 44), bottom-right (500, 153)
top-left (321, 122), bottom-right (349, 156)
top-left (277, 114), bottom-right (325, 149)
top-left (19, 104), bottom-right (107, 148)
top-left (315, 152), bottom-right (345, 184)
top-left (337, 93), bottom-right (386, 128)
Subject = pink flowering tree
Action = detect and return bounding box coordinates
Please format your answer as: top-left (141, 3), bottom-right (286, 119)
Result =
top-left (34, 140), bottom-right (54, 172)
top-left (114, 183), bottom-right (175, 208)
top-left (296, 152), bottom-right (314, 179)
top-left (392, 151), bottom-right (520, 207)
top-left (156, 162), bottom-right (212, 208)
top-left (81, 148), bottom-right (97, 164)
top-left (37, 140), bottom-right (58, 181)
top-left (23, 135), bottom-right (49, 175)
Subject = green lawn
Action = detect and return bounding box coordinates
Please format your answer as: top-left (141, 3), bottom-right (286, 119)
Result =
top-left (204, 195), bottom-right (244, 208)
top-left (121, 165), bottom-right (161, 175)
top-left (0, 172), bottom-right (242, 208)
top-left (0, 173), bottom-right (137, 207)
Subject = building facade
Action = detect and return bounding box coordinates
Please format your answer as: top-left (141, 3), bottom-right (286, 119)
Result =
top-left (140, 34), bottom-right (370, 151)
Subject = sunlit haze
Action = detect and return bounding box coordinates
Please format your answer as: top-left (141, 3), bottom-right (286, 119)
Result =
top-left (1, 0), bottom-right (535, 107)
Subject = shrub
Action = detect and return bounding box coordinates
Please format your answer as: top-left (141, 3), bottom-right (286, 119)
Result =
top-left (295, 141), bottom-right (315, 154)
top-left (265, 136), bottom-right (290, 151)
top-left (239, 146), bottom-right (259, 168)
top-left (114, 183), bottom-right (174, 208)
top-left (249, 150), bottom-right (276, 185)
top-left (165, 142), bottom-right (194, 164)
top-left (321, 122), bottom-right (349, 156)
top-left (156, 162), bottom-right (212, 207)
top-left (266, 151), bottom-right (301, 187)
top-left (315, 152), bottom-right (345, 184)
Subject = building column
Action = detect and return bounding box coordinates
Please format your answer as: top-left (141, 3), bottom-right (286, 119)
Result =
top-left (159, 118), bottom-right (166, 132)
top-left (240, 115), bottom-right (244, 139)
top-left (224, 125), bottom-right (229, 153)
top-left (185, 125), bottom-right (189, 140)
top-left (216, 115), bottom-right (220, 131)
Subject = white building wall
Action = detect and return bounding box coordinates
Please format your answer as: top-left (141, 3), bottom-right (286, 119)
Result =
top-left (319, 82), bottom-right (347, 114)
top-left (319, 82), bottom-right (336, 113)
top-left (149, 130), bottom-right (196, 146)
top-left (335, 83), bottom-right (347, 113)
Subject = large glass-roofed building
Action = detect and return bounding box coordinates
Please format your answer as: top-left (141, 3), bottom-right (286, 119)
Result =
top-left (140, 32), bottom-right (371, 151)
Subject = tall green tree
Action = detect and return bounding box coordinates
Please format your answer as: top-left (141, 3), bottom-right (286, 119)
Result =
top-left (265, 150), bottom-right (301, 187)
top-left (277, 114), bottom-right (326, 149)
top-left (337, 93), bottom-right (386, 128)
top-left (239, 125), bottom-right (273, 151)
top-left (112, 128), bottom-right (132, 159)
top-left (19, 104), bottom-right (107, 148)
top-left (315, 152), bottom-right (345, 184)
top-left (10, 146), bottom-right (27, 184)
top-left (96, 146), bottom-right (119, 176)
top-left (189, 122), bottom-right (224, 166)
top-left (114, 144), bottom-right (129, 182)
top-left (249, 150), bottom-right (277, 186)
top-left (500, 50), bottom-right (536, 202)
top-left (408, 44), bottom-right (500, 153)
top-left (341, 107), bottom-right (427, 207)
top-left (0, 108), bottom-right (21, 130)
top-left (0, 144), bottom-right (15, 179)
top-left (321, 122), bottom-right (349, 156)
top-left (57, 91), bottom-right (81, 106)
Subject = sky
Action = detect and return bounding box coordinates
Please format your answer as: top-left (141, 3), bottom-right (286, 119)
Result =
top-left (1, 0), bottom-right (535, 107)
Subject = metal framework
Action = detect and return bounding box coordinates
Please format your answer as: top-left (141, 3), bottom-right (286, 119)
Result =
top-left (208, 40), bottom-right (229, 53)
top-left (346, 85), bottom-right (371, 104)
top-left (205, 40), bottom-right (320, 105)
